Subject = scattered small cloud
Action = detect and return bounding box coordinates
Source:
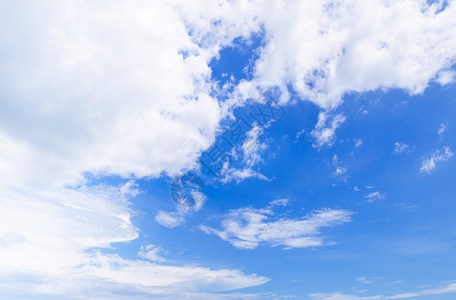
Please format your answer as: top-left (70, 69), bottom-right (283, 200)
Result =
top-left (268, 198), bottom-right (289, 207)
top-left (311, 112), bottom-right (346, 148)
top-left (438, 122), bottom-right (448, 138)
top-left (310, 281), bottom-right (456, 299)
top-left (394, 203), bottom-right (417, 209)
top-left (310, 292), bottom-right (382, 299)
top-left (155, 186), bottom-right (206, 228)
top-left (365, 191), bottom-right (384, 202)
top-left (138, 244), bottom-right (166, 262)
top-left (435, 70), bottom-right (456, 86)
top-left (332, 155), bottom-right (348, 180)
top-left (354, 139), bottom-right (363, 148)
top-left (354, 186), bottom-right (360, 192)
top-left (420, 146), bottom-right (454, 174)
top-left (356, 277), bottom-right (383, 284)
top-left (155, 211), bottom-right (186, 228)
top-left (393, 142), bottom-right (410, 154)
top-left (357, 277), bottom-right (374, 284)
top-left (221, 124), bottom-right (270, 184)
top-left (296, 129), bottom-right (306, 141)
top-left (222, 168), bottom-right (271, 184)
top-left (389, 281), bottom-right (456, 299)
top-left (200, 205), bottom-right (353, 250)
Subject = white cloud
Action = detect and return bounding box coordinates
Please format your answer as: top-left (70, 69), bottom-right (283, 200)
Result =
top-left (435, 70), bottom-right (456, 85)
top-left (155, 188), bottom-right (206, 228)
top-left (242, 124), bottom-right (268, 167)
top-left (356, 277), bottom-right (374, 284)
top-left (310, 293), bottom-right (382, 300)
top-left (355, 139), bottom-right (363, 148)
top-left (221, 124), bottom-right (270, 183)
top-left (365, 191), bottom-right (384, 202)
top-left (356, 277), bottom-right (382, 284)
top-left (0, 182), bottom-right (268, 297)
top-left (234, 0), bottom-right (456, 109)
top-left (201, 205), bottom-right (353, 250)
top-left (222, 168), bottom-right (271, 184)
top-left (393, 142), bottom-right (410, 154)
top-left (2, 0), bottom-right (456, 297)
top-left (155, 211), bottom-right (186, 228)
top-left (309, 281), bottom-right (456, 300)
top-left (311, 112), bottom-right (346, 148)
top-left (389, 282), bottom-right (456, 299)
top-left (420, 146), bottom-right (454, 173)
top-left (268, 198), bottom-right (289, 207)
top-left (296, 129), bottom-right (306, 140)
top-left (0, 1), bottom-right (267, 297)
top-left (438, 122), bottom-right (448, 137)
top-left (332, 154), bottom-right (348, 178)
top-left (138, 245), bottom-right (166, 262)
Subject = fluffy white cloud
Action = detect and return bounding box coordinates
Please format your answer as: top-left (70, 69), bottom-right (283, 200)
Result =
top-left (435, 70), bottom-right (456, 85)
top-left (0, 1), bottom-right (226, 189)
top-left (234, 0), bottom-right (456, 109)
top-left (2, 0), bottom-right (456, 298)
top-left (0, 1), bottom-right (266, 297)
top-left (420, 146), bottom-right (454, 173)
top-left (201, 201), bottom-right (353, 249)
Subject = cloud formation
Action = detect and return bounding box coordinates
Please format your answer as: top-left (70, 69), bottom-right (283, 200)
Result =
top-left (420, 146), bottom-right (454, 173)
top-left (201, 201), bottom-right (353, 249)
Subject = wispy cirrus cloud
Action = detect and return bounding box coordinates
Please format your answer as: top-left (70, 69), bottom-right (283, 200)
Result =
top-left (420, 146), bottom-right (454, 173)
top-left (365, 191), bottom-right (384, 202)
top-left (309, 281), bottom-right (456, 300)
top-left (201, 200), bottom-right (353, 250)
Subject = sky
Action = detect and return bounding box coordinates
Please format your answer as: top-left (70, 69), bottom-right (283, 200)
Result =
top-left (0, 0), bottom-right (456, 299)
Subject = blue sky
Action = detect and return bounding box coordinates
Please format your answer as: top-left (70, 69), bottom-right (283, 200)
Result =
top-left (1, 1), bottom-right (456, 299)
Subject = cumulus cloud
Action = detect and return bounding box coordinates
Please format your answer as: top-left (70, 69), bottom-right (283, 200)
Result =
top-left (200, 203), bottom-right (353, 250)
top-left (0, 1), bottom-right (265, 297)
top-left (234, 0), bottom-right (456, 109)
top-left (2, 0), bottom-right (456, 298)
top-left (420, 146), bottom-right (454, 173)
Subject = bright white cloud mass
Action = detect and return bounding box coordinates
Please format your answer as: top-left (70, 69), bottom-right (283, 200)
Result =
top-left (1, 0), bottom-right (456, 299)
